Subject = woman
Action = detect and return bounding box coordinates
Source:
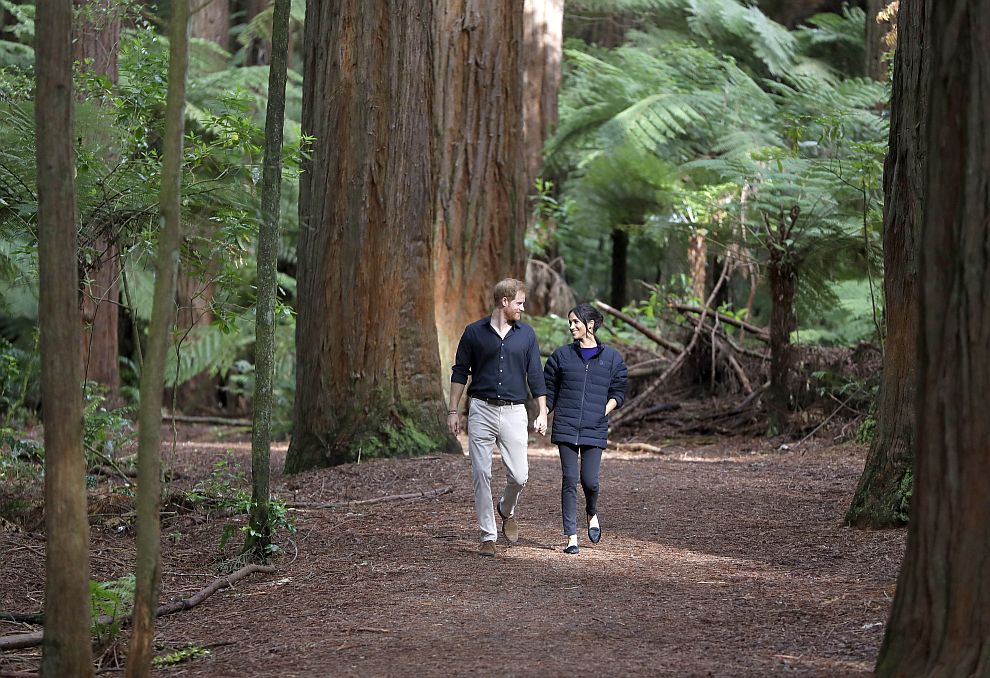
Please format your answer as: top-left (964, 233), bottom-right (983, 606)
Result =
top-left (544, 303), bottom-right (628, 554)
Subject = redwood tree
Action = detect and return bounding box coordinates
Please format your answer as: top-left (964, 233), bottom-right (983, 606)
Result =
top-left (876, 0), bottom-right (990, 673)
top-left (36, 1), bottom-right (93, 674)
top-left (846, 0), bottom-right (927, 528)
top-left (286, 0), bottom-right (456, 471)
top-left (433, 0), bottom-right (529, 378)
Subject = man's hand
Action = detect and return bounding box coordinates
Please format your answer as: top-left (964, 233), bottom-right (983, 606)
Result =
top-left (534, 412), bottom-right (548, 436)
top-left (447, 412), bottom-right (460, 436)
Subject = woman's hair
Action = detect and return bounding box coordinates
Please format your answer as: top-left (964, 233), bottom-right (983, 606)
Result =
top-left (568, 303), bottom-right (604, 335)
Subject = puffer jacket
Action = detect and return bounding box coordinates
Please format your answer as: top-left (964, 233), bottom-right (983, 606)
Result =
top-left (544, 341), bottom-right (628, 449)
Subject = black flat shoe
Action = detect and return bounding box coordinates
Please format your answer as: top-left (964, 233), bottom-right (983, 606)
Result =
top-left (588, 525), bottom-right (601, 544)
top-left (563, 544), bottom-right (580, 555)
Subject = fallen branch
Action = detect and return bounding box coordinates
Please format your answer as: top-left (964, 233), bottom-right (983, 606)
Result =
top-left (288, 485), bottom-right (452, 510)
top-left (614, 442), bottom-right (665, 454)
top-left (594, 301), bottom-right (683, 354)
top-left (0, 612), bottom-right (43, 625)
top-left (161, 413), bottom-right (253, 427)
top-left (627, 357), bottom-right (669, 379)
top-left (671, 303), bottom-right (769, 341)
top-left (0, 564), bottom-right (275, 651)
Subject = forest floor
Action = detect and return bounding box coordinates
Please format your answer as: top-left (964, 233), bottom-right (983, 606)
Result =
top-left (0, 424), bottom-right (905, 677)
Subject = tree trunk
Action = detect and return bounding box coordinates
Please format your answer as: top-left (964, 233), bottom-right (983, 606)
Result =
top-left (610, 226), bottom-right (629, 308)
top-left (521, 0), bottom-right (563, 189)
top-left (172, 0), bottom-right (231, 413)
top-left (75, 0), bottom-right (121, 400)
top-left (244, 0), bottom-right (289, 559)
top-left (876, 2), bottom-right (990, 673)
top-left (35, 2), bottom-right (94, 675)
top-left (126, 1), bottom-right (189, 674)
top-left (846, 0), bottom-right (926, 529)
top-left (688, 231), bottom-right (707, 302)
top-left (765, 211), bottom-right (798, 436)
top-left (866, 0), bottom-right (896, 80)
top-left (190, 0), bottom-right (229, 50)
top-left (286, 0), bottom-right (457, 472)
top-left (433, 0), bottom-right (528, 383)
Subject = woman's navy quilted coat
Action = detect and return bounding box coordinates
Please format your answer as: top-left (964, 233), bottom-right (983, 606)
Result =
top-left (544, 342), bottom-right (628, 448)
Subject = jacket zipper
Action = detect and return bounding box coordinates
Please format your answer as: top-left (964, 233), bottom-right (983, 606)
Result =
top-left (576, 359), bottom-right (590, 434)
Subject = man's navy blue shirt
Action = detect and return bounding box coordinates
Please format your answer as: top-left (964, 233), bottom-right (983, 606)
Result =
top-left (451, 317), bottom-right (547, 402)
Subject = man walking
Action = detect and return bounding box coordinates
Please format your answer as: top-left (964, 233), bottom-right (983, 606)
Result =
top-left (447, 278), bottom-right (548, 556)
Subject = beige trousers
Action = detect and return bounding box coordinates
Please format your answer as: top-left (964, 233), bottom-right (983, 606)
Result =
top-left (467, 398), bottom-right (529, 543)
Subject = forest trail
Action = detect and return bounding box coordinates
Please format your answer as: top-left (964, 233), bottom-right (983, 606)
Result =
top-left (1, 431), bottom-right (905, 677)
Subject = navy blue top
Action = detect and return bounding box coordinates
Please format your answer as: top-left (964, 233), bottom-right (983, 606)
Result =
top-left (451, 317), bottom-right (547, 402)
top-left (544, 341), bottom-right (628, 448)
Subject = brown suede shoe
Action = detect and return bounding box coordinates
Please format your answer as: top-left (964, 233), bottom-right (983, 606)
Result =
top-left (497, 502), bottom-right (519, 543)
top-left (479, 540), bottom-right (496, 557)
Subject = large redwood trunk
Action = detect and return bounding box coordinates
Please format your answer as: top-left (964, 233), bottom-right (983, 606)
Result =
top-left (75, 0), bottom-right (121, 400)
top-left (190, 0), bottom-right (229, 50)
top-left (433, 0), bottom-right (528, 382)
top-left (876, 1), bottom-right (990, 673)
top-left (846, 0), bottom-right (926, 528)
top-left (286, 0), bottom-right (456, 472)
top-left (522, 0), bottom-right (563, 189)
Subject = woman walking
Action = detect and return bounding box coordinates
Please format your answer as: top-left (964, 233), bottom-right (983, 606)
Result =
top-left (544, 303), bottom-right (628, 554)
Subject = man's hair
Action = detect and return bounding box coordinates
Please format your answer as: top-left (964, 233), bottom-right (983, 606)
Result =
top-left (569, 302), bottom-right (605, 335)
top-left (492, 278), bottom-right (527, 308)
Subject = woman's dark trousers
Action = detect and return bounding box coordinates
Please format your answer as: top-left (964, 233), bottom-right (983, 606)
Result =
top-left (558, 443), bottom-right (603, 536)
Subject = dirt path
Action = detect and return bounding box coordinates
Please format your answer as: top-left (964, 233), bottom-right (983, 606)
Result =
top-left (1, 432), bottom-right (904, 677)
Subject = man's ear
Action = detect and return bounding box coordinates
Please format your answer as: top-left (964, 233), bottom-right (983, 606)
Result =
top-left (500, 296), bottom-right (509, 308)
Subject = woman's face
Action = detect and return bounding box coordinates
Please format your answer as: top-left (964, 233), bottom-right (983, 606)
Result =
top-left (568, 313), bottom-right (591, 341)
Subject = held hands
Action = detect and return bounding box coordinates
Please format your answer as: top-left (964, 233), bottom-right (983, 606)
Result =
top-left (534, 412), bottom-right (548, 436)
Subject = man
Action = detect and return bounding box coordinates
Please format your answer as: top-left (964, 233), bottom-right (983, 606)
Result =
top-left (447, 278), bottom-right (548, 557)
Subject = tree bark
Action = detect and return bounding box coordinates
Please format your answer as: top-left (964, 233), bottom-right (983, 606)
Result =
top-left (287, 0), bottom-right (457, 472)
top-left (433, 0), bottom-right (528, 382)
top-left (126, 1), bottom-right (189, 674)
top-left (521, 0), bottom-right (563, 188)
top-left (876, 2), bottom-right (990, 673)
top-left (35, 2), bottom-right (94, 675)
top-left (244, 0), bottom-right (289, 559)
top-left (190, 0), bottom-right (229, 50)
top-left (75, 0), bottom-right (121, 400)
top-left (846, 0), bottom-right (926, 528)
top-left (764, 209), bottom-right (799, 436)
top-left (688, 231), bottom-right (707, 302)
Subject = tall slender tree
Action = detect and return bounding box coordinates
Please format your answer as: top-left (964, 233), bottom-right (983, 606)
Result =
top-left (286, 0), bottom-right (456, 471)
top-left (244, 0), bottom-right (289, 558)
top-left (190, 0), bottom-right (229, 49)
top-left (876, 0), bottom-right (990, 673)
top-left (846, 0), bottom-right (926, 528)
top-left (36, 1), bottom-right (94, 675)
top-left (126, 1), bottom-right (190, 674)
top-left (433, 0), bottom-right (528, 380)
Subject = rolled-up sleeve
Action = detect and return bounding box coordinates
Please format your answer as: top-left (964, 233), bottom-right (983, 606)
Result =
top-left (451, 329), bottom-right (472, 385)
top-left (609, 354), bottom-right (628, 408)
top-left (526, 332), bottom-right (547, 397)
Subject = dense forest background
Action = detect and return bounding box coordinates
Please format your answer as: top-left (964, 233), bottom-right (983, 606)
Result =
top-left (4, 0), bottom-right (990, 675)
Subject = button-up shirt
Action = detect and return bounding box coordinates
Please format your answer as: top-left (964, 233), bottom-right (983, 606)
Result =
top-left (450, 317), bottom-right (547, 402)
